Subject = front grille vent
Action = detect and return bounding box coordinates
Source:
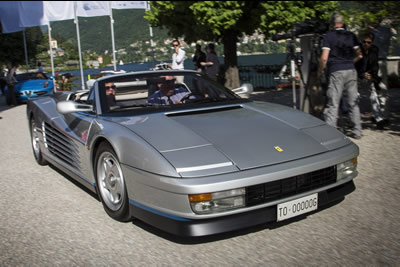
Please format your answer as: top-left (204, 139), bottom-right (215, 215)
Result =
top-left (36, 91), bottom-right (48, 96)
top-left (246, 166), bottom-right (336, 206)
top-left (43, 122), bottom-right (81, 170)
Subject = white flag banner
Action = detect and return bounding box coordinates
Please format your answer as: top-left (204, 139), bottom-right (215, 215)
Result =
top-left (111, 1), bottom-right (148, 9)
top-left (44, 1), bottom-right (74, 22)
top-left (75, 1), bottom-right (111, 17)
top-left (0, 1), bottom-right (24, 33)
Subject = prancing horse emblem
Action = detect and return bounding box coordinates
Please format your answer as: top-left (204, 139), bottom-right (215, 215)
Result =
top-left (274, 146), bottom-right (283, 152)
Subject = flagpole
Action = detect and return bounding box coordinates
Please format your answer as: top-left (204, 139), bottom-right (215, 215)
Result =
top-left (48, 23), bottom-right (55, 77)
top-left (74, 1), bottom-right (85, 90)
top-left (109, 1), bottom-right (117, 71)
top-left (22, 28), bottom-right (29, 73)
top-left (146, 2), bottom-right (155, 62)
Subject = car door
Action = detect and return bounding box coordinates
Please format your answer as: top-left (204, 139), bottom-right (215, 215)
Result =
top-left (49, 90), bottom-right (97, 185)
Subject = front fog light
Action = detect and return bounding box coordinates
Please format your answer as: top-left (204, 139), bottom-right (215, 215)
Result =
top-left (337, 157), bottom-right (358, 181)
top-left (189, 188), bottom-right (246, 214)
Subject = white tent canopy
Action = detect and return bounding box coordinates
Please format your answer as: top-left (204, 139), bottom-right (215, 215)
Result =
top-left (0, 1), bottom-right (148, 89)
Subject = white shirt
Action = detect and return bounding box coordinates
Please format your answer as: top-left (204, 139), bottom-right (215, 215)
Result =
top-left (172, 48), bottom-right (186, 70)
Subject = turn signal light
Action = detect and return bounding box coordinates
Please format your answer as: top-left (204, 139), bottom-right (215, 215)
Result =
top-left (189, 193), bottom-right (212, 203)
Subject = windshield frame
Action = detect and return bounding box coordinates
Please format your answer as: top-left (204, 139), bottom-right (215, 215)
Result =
top-left (95, 70), bottom-right (250, 116)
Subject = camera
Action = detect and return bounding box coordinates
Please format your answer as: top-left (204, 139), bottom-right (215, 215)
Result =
top-left (272, 19), bottom-right (329, 41)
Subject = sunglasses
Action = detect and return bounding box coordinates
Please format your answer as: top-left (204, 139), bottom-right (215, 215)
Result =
top-left (363, 41), bottom-right (372, 44)
top-left (105, 85), bottom-right (116, 90)
top-left (172, 44), bottom-right (179, 47)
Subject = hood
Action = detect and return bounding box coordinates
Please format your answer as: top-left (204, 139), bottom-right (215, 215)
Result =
top-left (114, 103), bottom-right (350, 176)
top-left (15, 80), bottom-right (51, 91)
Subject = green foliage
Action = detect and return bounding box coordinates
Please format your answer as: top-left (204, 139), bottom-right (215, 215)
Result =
top-left (0, 26), bottom-right (43, 66)
top-left (258, 1), bottom-right (338, 35)
top-left (340, 1), bottom-right (400, 29)
top-left (146, 1), bottom-right (338, 42)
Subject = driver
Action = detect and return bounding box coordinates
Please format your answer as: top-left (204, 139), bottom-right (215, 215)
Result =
top-left (147, 76), bottom-right (189, 105)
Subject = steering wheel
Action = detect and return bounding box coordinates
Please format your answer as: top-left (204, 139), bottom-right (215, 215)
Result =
top-left (180, 92), bottom-right (205, 103)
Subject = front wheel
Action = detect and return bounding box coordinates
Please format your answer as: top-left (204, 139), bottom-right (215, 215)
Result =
top-left (95, 142), bottom-right (130, 222)
top-left (30, 118), bottom-right (47, 166)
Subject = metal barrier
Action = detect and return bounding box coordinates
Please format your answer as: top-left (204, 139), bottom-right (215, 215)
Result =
top-left (239, 65), bottom-right (282, 89)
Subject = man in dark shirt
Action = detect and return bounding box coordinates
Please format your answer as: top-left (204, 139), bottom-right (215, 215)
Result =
top-left (201, 43), bottom-right (220, 82)
top-left (355, 32), bottom-right (390, 129)
top-left (318, 13), bottom-right (362, 139)
top-left (193, 44), bottom-right (206, 73)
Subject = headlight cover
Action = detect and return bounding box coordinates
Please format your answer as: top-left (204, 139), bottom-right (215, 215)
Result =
top-left (189, 188), bottom-right (246, 214)
top-left (337, 157), bottom-right (358, 181)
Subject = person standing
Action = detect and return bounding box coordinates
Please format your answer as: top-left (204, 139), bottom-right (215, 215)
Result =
top-left (355, 32), bottom-right (390, 129)
top-left (318, 13), bottom-right (362, 139)
top-left (200, 43), bottom-right (220, 82)
top-left (38, 62), bottom-right (44, 73)
top-left (0, 65), bottom-right (6, 96)
top-left (6, 61), bottom-right (18, 106)
top-left (171, 39), bottom-right (185, 83)
top-left (193, 44), bottom-right (206, 73)
top-left (369, 20), bottom-right (392, 87)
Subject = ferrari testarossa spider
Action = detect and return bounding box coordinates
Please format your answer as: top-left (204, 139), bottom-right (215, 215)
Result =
top-left (27, 70), bottom-right (359, 236)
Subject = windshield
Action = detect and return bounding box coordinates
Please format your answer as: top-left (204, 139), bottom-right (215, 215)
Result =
top-left (16, 72), bottom-right (49, 81)
top-left (97, 71), bottom-right (246, 115)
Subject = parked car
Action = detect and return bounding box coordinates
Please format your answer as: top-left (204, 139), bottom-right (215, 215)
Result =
top-left (26, 70), bottom-right (359, 236)
top-left (5, 72), bottom-right (54, 105)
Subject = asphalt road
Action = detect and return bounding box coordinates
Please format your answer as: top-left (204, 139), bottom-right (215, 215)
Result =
top-left (0, 87), bottom-right (399, 266)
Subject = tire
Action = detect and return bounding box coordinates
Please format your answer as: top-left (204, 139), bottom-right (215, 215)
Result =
top-left (30, 118), bottom-right (48, 166)
top-left (95, 142), bottom-right (130, 222)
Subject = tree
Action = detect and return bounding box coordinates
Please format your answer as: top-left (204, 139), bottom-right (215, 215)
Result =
top-left (0, 26), bottom-right (43, 67)
top-left (145, 1), bottom-right (338, 89)
top-left (340, 1), bottom-right (400, 29)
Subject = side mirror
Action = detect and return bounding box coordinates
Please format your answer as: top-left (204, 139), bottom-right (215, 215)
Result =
top-left (57, 101), bottom-right (93, 114)
top-left (232, 83), bottom-right (254, 98)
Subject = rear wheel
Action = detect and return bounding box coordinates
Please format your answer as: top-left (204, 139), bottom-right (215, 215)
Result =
top-left (30, 118), bottom-right (47, 166)
top-left (95, 142), bottom-right (130, 222)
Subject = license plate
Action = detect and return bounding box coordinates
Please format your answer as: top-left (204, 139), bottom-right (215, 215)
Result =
top-left (277, 193), bottom-right (318, 222)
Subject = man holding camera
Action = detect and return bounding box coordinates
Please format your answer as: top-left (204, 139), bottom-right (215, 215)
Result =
top-left (318, 13), bottom-right (362, 139)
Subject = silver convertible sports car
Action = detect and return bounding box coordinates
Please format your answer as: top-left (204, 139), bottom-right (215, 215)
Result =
top-left (27, 70), bottom-right (359, 236)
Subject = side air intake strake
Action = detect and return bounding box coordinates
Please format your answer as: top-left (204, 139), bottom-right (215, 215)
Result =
top-left (42, 122), bottom-right (81, 170)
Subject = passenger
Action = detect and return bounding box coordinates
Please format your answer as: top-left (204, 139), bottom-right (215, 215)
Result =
top-left (147, 76), bottom-right (189, 105)
top-left (105, 82), bottom-right (117, 107)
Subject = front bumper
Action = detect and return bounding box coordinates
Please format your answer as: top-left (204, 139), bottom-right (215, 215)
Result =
top-left (17, 90), bottom-right (53, 102)
top-left (129, 180), bottom-right (355, 237)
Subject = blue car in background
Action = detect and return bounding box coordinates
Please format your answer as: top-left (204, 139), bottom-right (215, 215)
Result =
top-left (5, 72), bottom-right (54, 105)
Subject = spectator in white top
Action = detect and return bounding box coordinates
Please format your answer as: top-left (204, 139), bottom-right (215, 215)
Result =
top-left (171, 39), bottom-right (186, 83)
